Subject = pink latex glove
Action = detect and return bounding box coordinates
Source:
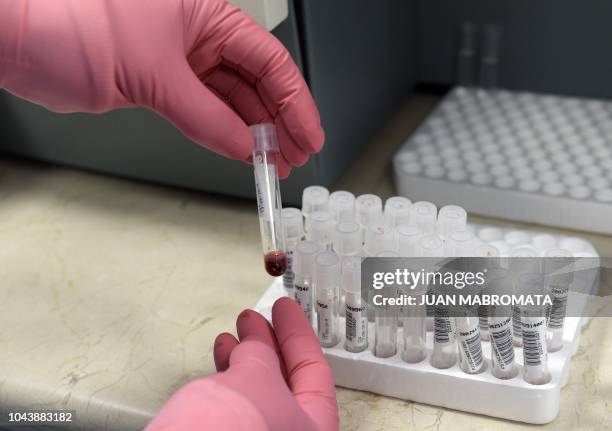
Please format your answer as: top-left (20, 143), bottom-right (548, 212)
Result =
top-left (0, 0), bottom-right (324, 178)
top-left (145, 297), bottom-right (339, 431)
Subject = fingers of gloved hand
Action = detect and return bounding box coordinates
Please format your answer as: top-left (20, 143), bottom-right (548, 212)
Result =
top-left (152, 62), bottom-right (253, 161)
top-left (276, 119), bottom-right (310, 167)
top-left (218, 17), bottom-right (325, 155)
top-left (213, 332), bottom-right (239, 372)
top-left (236, 309), bottom-right (287, 378)
top-left (271, 297), bottom-right (339, 431)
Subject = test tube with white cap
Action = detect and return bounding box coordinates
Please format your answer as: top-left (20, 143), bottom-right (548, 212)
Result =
top-left (333, 220), bottom-right (363, 317)
top-left (487, 269), bottom-right (518, 379)
top-left (437, 205), bottom-right (468, 238)
top-left (343, 257), bottom-right (368, 353)
top-left (510, 246), bottom-right (540, 347)
top-left (411, 201), bottom-right (438, 235)
top-left (314, 251), bottom-right (341, 348)
top-left (373, 250), bottom-right (400, 357)
top-left (251, 124), bottom-right (287, 277)
top-left (281, 208), bottom-right (304, 292)
top-left (473, 243), bottom-right (501, 341)
top-left (302, 186), bottom-right (329, 229)
top-left (544, 248), bottom-right (574, 352)
top-left (293, 241), bottom-right (319, 323)
top-left (518, 273), bottom-right (551, 385)
top-left (384, 196), bottom-right (412, 228)
top-left (329, 191), bottom-right (356, 223)
top-left (355, 194), bottom-right (383, 240)
top-left (363, 223), bottom-right (395, 257)
top-left (306, 211), bottom-right (334, 250)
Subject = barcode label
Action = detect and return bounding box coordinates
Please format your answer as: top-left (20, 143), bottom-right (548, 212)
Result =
top-left (521, 317), bottom-right (547, 367)
top-left (512, 305), bottom-right (522, 338)
top-left (489, 317), bottom-right (514, 369)
top-left (282, 251), bottom-right (294, 290)
top-left (458, 330), bottom-right (483, 372)
top-left (434, 307), bottom-right (454, 344)
top-left (294, 284), bottom-right (312, 322)
top-left (316, 300), bottom-right (334, 343)
top-left (478, 305), bottom-right (489, 331)
top-left (345, 303), bottom-right (368, 349)
top-left (547, 286), bottom-right (568, 329)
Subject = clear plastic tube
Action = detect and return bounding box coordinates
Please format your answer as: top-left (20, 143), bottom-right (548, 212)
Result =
top-left (473, 243), bottom-right (501, 341)
top-left (306, 211), bottom-right (334, 250)
top-left (396, 224), bottom-right (421, 256)
top-left (281, 207), bottom-right (304, 292)
top-left (455, 311), bottom-right (485, 374)
top-left (509, 247), bottom-right (540, 347)
top-left (364, 223), bottom-right (395, 256)
top-left (293, 241), bottom-right (319, 323)
top-left (374, 250), bottom-right (399, 357)
top-left (302, 186), bottom-right (329, 229)
top-left (342, 257), bottom-right (368, 353)
top-left (456, 21), bottom-right (477, 87)
top-left (355, 194), bottom-right (383, 240)
top-left (411, 201), bottom-right (438, 234)
top-left (329, 190), bottom-right (356, 222)
top-left (314, 251), bottom-right (341, 348)
top-left (487, 269), bottom-right (518, 379)
top-left (436, 205), bottom-right (467, 238)
top-left (544, 248), bottom-right (573, 352)
top-left (384, 196), bottom-right (412, 228)
top-left (251, 124), bottom-right (287, 276)
top-left (401, 281), bottom-right (427, 363)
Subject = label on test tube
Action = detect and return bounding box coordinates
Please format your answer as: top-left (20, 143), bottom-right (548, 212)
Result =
top-left (294, 284), bottom-right (312, 322)
top-left (512, 305), bottom-right (522, 346)
top-left (282, 246), bottom-right (295, 290)
top-left (433, 307), bottom-right (455, 345)
top-left (456, 317), bottom-right (484, 373)
top-left (345, 296), bottom-right (368, 352)
top-left (521, 315), bottom-right (550, 384)
top-left (316, 300), bottom-right (337, 346)
top-left (489, 316), bottom-right (515, 371)
top-left (254, 158), bottom-right (275, 222)
top-left (547, 286), bottom-right (569, 329)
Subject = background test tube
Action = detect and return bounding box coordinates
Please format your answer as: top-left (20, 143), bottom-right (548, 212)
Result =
top-left (293, 241), bottom-right (319, 323)
top-left (281, 207), bottom-right (304, 291)
top-left (510, 247), bottom-right (540, 347)
top-left (437, 205), bottom-right (467, 238)
top-left (374, 250), bottom-right (399, 357)
top-left (329, 190), bottom-right (356, 222)
top-left (251, 124), bottom-right (287, 277)
top-left (487, 269), bottom-right (518, 379)
top-left (343, 257), bottom-right (368, 353)
top-left (306, 211), bottom-right (335, 250)
top-left (473, 243), bottom-right (501, 341)
top-left (356, 194), bottom-right (383, 238)
top-left (544, 248), bottom-right (574, 352)
top-left (364, 223), bottom-right (395, 256)
top-left (396, 224), bottom-right (421, 256)
top-left (314, 251), bottom-right (341, 348)
top-left (518, 273), bottom-right (551, 385)
top-left (302, 186), bottom-right (329, 228)
top-left (411, 201), bottom-right (438, 234)
top-left (384, 196), bottom-right (412, 228)
top-left (401, 280), bottom-right (427, 363)
top-left (455, 308), bottom-right (485, 374)
top-left (456, 21), bottom-right (477, 86)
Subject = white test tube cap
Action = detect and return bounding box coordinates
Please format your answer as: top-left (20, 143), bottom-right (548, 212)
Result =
top-left (282, 207), bottom-right (304, 242)
top-left (544, 248), bottom-right (574, 285)
top-left (293, 241), bottom-right (319, 277)
top-left (250, 123), bottom-right (279, 151)
top-left (329, 191), bottom-right (356, 222)
top-left (302, 186), bottom-right (330, 217)
top-left (411, 201), bottom-right (438, 234)
top-left (437, 205), bottom-right (468, 238)
top-left (396, 224), bottom-right (421, 256)
top-left (417, 234), bottom-right (445, 257)
top-left (446, 229), bottom-right (476, 257)
top-left (384, 196), bottom-right (412, 228)
top-left (306, 211), bottom-right (334, 247)
top-left (364, 223), bottom-right (395, 256)
top-left (333, 221), bottom-right (362, 256)
top-left (341, 256), bottom-right (362, 294)
top-left (314, 251), bottom-right (341, 292)
top-left (356, 194), bottom-right (383, 227)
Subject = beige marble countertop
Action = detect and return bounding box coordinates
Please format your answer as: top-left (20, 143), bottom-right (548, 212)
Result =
top-left (0, 94), bottom-right (610, 430)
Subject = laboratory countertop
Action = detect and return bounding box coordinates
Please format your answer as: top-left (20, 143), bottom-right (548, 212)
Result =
top-left (0, 94), bottom-right (611, 431)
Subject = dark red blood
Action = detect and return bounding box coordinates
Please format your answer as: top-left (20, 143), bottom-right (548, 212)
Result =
top-left (264, 251), bottom-right (287, 276)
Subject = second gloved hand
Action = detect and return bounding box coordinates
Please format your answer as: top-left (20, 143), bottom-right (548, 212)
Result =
top-left (0, 0), bottom-right (324, 177)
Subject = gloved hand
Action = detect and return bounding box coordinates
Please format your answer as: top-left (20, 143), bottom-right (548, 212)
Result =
top-left (145, 297), bottom-right (339, 431)
top-left (0, 0), bottom-right (323, 178)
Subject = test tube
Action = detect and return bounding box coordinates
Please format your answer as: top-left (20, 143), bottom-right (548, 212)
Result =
top-left (314, 251), bottom-right (341, 347)
top-left (293, 241), bottom-right (319, 323)
top-left (473, 243), bottom-right (501, 341)
top-left (302, 186), bottom-right (329, 228)
top-left (364, 223), bottom-right (395, 256)
top-left (487, 269), bottom-right (518, 379)
top-left (456, 21), bottom-right (477, 87)
top-left (411, 201), bottom-right (438, 234)
top-left (343, 257), bottom-right (368, 353)
top-left (544, 249), bottom-right (573, 352)
top-left (384, 196), bottom-right (412, 228)
top-left (355, 194), bottom-right (383, 239)
top-left (306, 211), bottom-right (334, 250)
top-left (281, 208), bottom-right (304, 292)
top-left (437, 205), bottom-right (468, 238)
top-left (401, 279), bottom-right (427, 363)
top-left (518, 273), bottom-right (551, 385)
top-left (510, 247), bottom-right (540, 347)
top-left (396, 224), bottom-right (421, 256)
top-left (329, 190), bottom-right (356, 222)
top-left (455, 307), bottom-right (485, 374)
top-left (251, 124), bottom-right (287, 276)
top-left (332, 221), bottom-right (362, 258)
top-left (373, 250), bottom-right (399, 357)
top-left (479, 23), bottom-right (502, 89)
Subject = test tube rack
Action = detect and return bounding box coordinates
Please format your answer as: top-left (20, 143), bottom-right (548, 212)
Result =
top-left (393, 87), bottom-right (612, 235)
top-left (254, 225), bottom-right (600, 424)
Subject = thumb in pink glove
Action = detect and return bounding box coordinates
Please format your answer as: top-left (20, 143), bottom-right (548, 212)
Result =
top-left (145, 297), bottom-right (339, 431)
top-left (0, 0), bottom-right (323, 178)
